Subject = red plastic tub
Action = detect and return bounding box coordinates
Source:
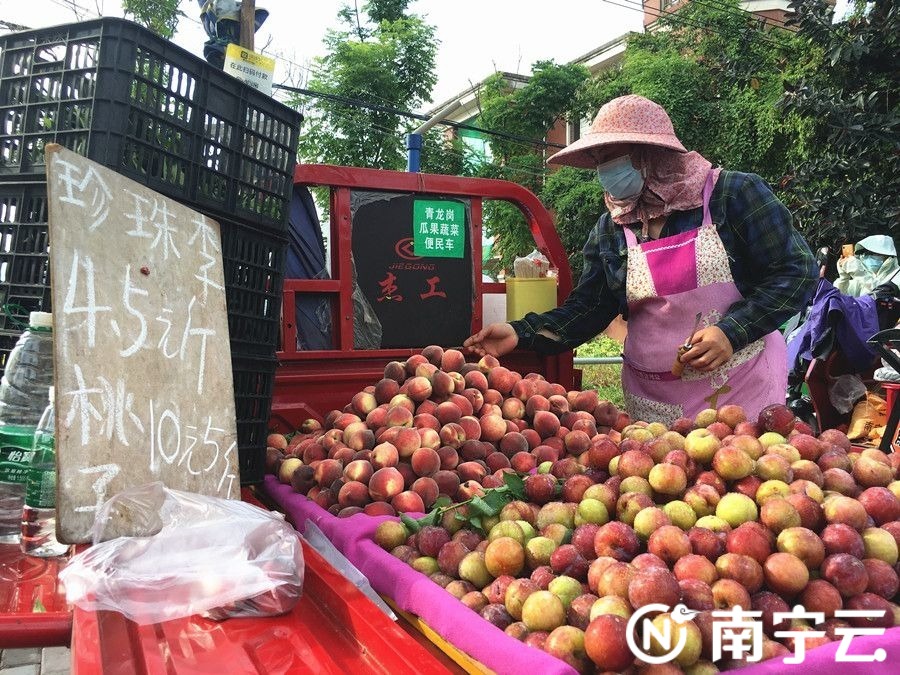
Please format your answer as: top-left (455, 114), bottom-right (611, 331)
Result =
top-left (70, 490), bottom-right (457, 675)
top-left (0, 543), bottom-right (73, 648)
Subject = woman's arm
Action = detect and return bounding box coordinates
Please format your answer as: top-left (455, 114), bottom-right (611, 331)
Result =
top-left (510, 217), bottom-right (623, 355)
top-left (717, 173), bottom-right (818, 351)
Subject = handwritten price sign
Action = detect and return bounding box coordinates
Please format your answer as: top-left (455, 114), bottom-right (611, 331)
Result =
top-left (46, 145), bottom-right (239, 543)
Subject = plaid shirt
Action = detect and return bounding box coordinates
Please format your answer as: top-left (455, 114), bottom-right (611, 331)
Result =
top-left (512, 171), bottom-right (818, 354)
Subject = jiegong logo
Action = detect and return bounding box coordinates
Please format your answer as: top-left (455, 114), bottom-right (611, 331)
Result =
top-left (625, 603), bottom-right (889, 665)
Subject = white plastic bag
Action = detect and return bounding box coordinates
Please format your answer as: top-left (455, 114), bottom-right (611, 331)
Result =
top-left (60, 482), bottom-right (304, 624)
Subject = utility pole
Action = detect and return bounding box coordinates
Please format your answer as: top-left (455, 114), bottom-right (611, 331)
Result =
top-left (406, 100), bottom-right (461, 173)
top-left (240, 0), bottom-right (256, 50)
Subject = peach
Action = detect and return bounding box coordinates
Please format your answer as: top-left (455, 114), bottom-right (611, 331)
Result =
top-left (776, 526), bottom-right (825, 569)
top-left (499, 431), bottom-right (528, 457)
top-left (338, 480), bottom-right (370, 508)
top-left (440, 348), bottom-right (465, 373)
top-left (363, 501), bottom-right (396, 517)
top-left (711, 578), bottom-right (751, 610)
top-left (533, 410), bottom-right (561, 439)
top-left (751, 591), bottom-right (791, 637)
top-left (487, 366), bottom-right (515, 394)
top-left (596, 561), bottom-right (635, 599)
top-left (680, 578), bottom-right (715, 612)
top-left (689, 526), bottom-right (726, 561)
top-left (343, 459), bottom-right (374, 484)
top-left (763, 552), bottom-right (809, 596)
top-left (457, 480), bottom-right (485, 501)
top-left (368, 467), bottom-right (405, 502)
top-left (385, 405), bottom-right (414, 428)
top-left (858, 486), bottom-right (900, 525)
top-left (371, 442), bottom-right (399, 469)
top-left (799, 578), bottom-right (843, 618)
top-left (521, 590), bottom-right (567, 633)
top-left (524, 473), bottom-right (558, 505)
top-left (314, 458), bottom-right (344, 488)
top-left (584, 614), bottom-right (633, 672)
top-left (758, 403), bottom-right (796, 436)
top-left (822, 523), bottom-right (866, 559)
top-left (726, 522), bottom-right (773, 565)
top-left (647, 525), bottom-right (692, 566)
top-left (674, 554), bottom-right (719, 585)
top-left (628, 566), bottom-right (680, 610)
top-left (479, 414), bottom-right (508, 443)
top-left (715, 552), bottom-right (764, 594)
top-left (391, 490), bottom-right (425, 514)
top-left (821, 553), bottom-right (869, 598)
top-left (824, 494), bottom-right (868, 529)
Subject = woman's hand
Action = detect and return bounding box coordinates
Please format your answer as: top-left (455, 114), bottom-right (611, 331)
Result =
top-left (463, 322), bottom-right (519, 358)
top-left (681, 325), bottom-right (733, 372)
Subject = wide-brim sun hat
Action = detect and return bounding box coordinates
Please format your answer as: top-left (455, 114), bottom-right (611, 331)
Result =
top-left (547, 94), bottom-right (688, 169)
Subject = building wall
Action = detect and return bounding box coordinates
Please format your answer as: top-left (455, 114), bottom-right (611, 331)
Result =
top-left (642, 0), bottom-right (793, 28)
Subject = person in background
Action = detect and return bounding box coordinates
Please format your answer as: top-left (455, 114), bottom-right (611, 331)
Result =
top-left (834, 235), bottom-right (899, 297)
top-left (464, 95), bottom-right (818, 425)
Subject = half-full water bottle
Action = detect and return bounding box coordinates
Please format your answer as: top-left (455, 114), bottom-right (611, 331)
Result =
top-left (21, 387), bottom-right (67, 557)
top-left (0, 311), bottom-right (53, 543)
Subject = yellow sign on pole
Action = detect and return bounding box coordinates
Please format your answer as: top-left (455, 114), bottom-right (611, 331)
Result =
top-left (224, 43), bottom-right (275, 96)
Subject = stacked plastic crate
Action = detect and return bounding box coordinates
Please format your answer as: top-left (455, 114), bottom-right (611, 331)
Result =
top-left (0, 18), bottom-right (302, 483)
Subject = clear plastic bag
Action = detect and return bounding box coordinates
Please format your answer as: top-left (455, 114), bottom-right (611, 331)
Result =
top-left (60, 482), bottom-right (304, 624)
top-left (828, 373), bottom-right (868, 414)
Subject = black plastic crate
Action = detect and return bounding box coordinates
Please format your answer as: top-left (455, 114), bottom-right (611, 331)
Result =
top-left (0, 329), bottom-right (20, 377)
top-left (232, 355), bottom-right (278, 484)
top-left (0, 182), bottom-right (51, 333)
top-left (220, 216), bottom-right (287, 359)
top-left (0, 18), bottom-right (301, 231)
top-left (0, 180), bottom-right (286, 483)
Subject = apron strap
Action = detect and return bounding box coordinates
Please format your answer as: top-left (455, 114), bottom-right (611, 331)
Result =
top-left (623, 225), bottom-right (639, 248)
top-left (702, 170), bottom-right (716, 226)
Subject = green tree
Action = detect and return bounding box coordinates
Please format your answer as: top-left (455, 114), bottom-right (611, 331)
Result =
top-left (535, 0), bottom-right (817, 283)
top-left (294, 0), bottom-right (446, 170)
top-left (122, 0), bottom-right (183, 39)
top-left (778, 0), bottom-right (899, 250)
top-left (474, 61), bottom-right (591, 277)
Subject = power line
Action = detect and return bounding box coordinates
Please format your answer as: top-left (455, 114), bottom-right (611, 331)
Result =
top-left (276, 83), bottom-right (567, 150)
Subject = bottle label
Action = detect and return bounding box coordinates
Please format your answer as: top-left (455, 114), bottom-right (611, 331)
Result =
top-left (0, 448), bottom-right (35, 484)
top-left (25, 466), bottom-right (56, 509)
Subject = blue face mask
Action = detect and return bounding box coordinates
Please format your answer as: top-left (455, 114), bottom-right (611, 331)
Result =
top-left (596, 155), bottom-right (645, 199)
top-left (860, 253), bottom-right (887, 273)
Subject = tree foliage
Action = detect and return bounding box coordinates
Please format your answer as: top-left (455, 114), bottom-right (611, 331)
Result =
top-left (294, 0), bottom-right (444, 170)
top-left (474, 62), bottom-right (590, 277)
top-left (122, 0), bottom-right (183, 39)
top-left (777, 0), bottom-right (900, 251)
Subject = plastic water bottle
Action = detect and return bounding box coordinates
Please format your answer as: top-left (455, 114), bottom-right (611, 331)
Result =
top-left (0, 311), bottom-right (53, 544)
top-left (0, 425), bottom-right (36, 543)
top-left (0, 311), bottom-right (54, 425)
top-left (21, 388), bottom-right (67, 557)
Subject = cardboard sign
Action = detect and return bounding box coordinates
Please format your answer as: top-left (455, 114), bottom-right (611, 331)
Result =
top-left (224, 43), bottom-right (275, 96)
top-left (46, 145), bottom-right (239, 544)
top-left (351, 192), bottom-right (473, 349)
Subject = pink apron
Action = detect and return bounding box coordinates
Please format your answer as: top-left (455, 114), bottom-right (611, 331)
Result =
top-left (620, 171), bottom-right (787, 425)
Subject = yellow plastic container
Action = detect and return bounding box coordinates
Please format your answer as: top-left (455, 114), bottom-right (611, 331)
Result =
top-left (505, 277), bottom-right (557, 321)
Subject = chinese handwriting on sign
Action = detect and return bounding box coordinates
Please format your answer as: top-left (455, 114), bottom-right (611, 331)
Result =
top-left (47, 146), bottom-right (239, 541)
top-left (412, 199), bottom-right (465, 259)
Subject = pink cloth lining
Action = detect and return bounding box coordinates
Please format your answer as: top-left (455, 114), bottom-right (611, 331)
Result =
top-left (261, 475), bottom-right (577, 675)
top-left (261, 476), bottom-right (900, 673)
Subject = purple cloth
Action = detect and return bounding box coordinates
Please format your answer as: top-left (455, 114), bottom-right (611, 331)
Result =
top-left (786, 278), bottom-right (879, 372)
top-left (261, 476), bottom-right (900, 673)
